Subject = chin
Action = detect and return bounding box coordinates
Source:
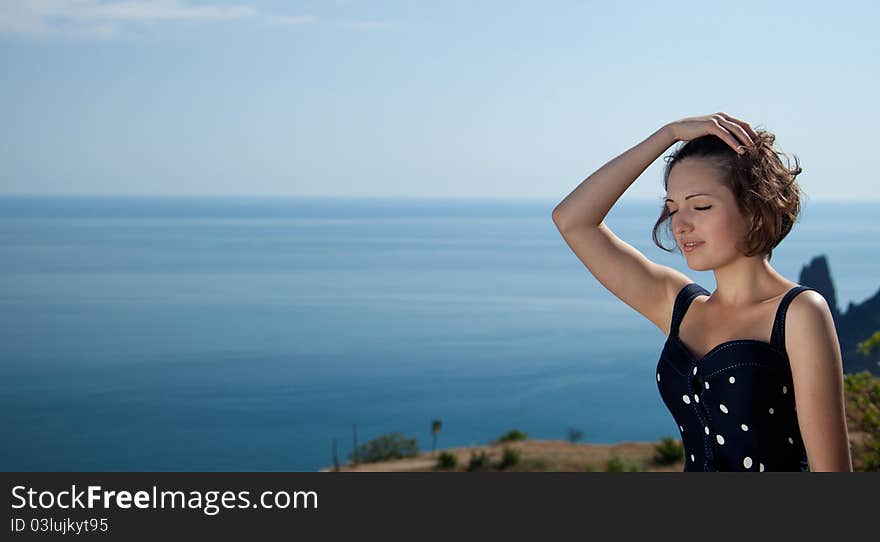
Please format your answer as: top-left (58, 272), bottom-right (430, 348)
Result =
top-left (685, 257), bottom-right (713, 272)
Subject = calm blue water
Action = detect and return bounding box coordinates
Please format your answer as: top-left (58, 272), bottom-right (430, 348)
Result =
top-left (1, 196), bottom-right (878, 471)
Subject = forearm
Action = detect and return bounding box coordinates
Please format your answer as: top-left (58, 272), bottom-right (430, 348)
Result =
top-left (552, 124), bottom-right (677, 232)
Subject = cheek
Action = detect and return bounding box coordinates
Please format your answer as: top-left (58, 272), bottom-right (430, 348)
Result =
top-left (715, 212), bottom-right (749, 243)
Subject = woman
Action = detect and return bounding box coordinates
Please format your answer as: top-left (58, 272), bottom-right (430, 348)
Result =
top-left (552, 113), bottom-right (852, 471)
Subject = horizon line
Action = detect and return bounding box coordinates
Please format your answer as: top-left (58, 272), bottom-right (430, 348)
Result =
top-left (0, 193), bottom-right (878, 204)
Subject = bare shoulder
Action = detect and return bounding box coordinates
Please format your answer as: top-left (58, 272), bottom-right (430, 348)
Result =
top-left (788, 290), bottom-right (834, 327)
top-left (658, 273), bottom-right (698, 336)
top-left (666, 274), bottom-right (696, 303)
top-left (785, 289), bottom-right (840, 359)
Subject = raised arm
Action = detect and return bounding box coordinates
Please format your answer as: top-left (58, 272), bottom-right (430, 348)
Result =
top-left (552, 124), bottom-right (691, 335)
top-left (552, 114), bottom-right (756, 335)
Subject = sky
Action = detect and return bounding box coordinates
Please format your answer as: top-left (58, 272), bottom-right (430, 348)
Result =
top-left (1, 0), bottom-right (878, 201)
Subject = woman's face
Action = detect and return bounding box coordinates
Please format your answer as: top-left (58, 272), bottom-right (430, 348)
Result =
top-left (665, 158), bottom-right (750, 271)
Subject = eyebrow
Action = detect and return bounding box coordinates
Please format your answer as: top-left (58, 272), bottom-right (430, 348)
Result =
top-left (664, 193), bottom-right (713, 204)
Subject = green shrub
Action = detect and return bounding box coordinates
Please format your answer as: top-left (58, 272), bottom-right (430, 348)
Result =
top-left (605, 454), bottom-right (640, 472)
top-left (435, 451), bottom-right (458, 470)
top-left (497, 447), bottom-right (521, 470)
top-left (350, 432), bottom-right (418, 464)
top-left (467, 450), bottom-right (491, 471)
top-left (495, 429), bottom-right (528, 444)
top-left (844, 371), bottom-right (880, 471)
top-left (653, 436), bottom-right (684, 464)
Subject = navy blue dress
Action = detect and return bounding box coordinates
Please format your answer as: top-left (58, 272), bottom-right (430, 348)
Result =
top-left (656, 283), bottom-right (820, 472)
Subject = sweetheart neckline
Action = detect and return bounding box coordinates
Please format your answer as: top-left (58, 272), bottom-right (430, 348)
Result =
top-left (666, 282), bottom-right (810, 364)
top-left (670, 335), bottom-right (776, 362)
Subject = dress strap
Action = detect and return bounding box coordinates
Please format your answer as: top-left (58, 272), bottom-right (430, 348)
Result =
top-left (769, 285), bottom-right (823, 355)
top-left (670, 283), bottom-right (710, 337)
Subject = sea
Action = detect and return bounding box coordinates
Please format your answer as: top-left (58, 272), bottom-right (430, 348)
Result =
top-left (1, 195), bottom-right (878, 471)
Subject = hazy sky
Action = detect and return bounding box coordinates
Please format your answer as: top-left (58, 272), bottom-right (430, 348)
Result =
top-left (1, 1), bottom-right (877, 201)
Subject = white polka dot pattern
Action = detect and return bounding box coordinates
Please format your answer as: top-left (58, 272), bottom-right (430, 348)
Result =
top-left (656, 283), bottom-right (817, 472)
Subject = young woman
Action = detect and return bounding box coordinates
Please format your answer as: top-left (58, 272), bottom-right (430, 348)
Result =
top-left (552, 113), bottom-right (853, 472)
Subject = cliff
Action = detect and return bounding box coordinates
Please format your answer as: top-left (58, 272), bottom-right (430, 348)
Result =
top-left (798, 255), bottom-right (880, 375)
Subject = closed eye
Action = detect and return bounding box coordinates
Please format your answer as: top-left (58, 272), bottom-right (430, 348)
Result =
top-left (668, 206), bottom-right (712, 216)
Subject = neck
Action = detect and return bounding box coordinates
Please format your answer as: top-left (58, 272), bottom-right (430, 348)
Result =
top-left (710, 254), bottom-right (791, 307)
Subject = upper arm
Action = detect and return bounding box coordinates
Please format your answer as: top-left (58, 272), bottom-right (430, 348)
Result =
top-left (786, 291), bottom-right (854, 472)
top-left (553, 219), bottom-right (692, 335)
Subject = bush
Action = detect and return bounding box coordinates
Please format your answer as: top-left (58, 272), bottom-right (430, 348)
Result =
top-left (497, 447), bottom-right (521, 470)
top-left (605, 454), bottom-right (640, 472)
top-left (350, 432), bottom-right (419, 464)
top-left (495, 429), bottom-right (528, 444)
top-left (653, 436), bottom-right (684, 464)
top-left (467, 451), bottom-right (491, 471)
top-left (844, 370), bottom-right (880, 471)
top-left (435, 451), bottom-right (458, 470)
top-left (566, 427), bottom-right (584, 443)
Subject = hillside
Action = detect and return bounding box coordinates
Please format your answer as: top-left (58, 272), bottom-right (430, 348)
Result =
top-left (321, 438), bottom-right (682, 472)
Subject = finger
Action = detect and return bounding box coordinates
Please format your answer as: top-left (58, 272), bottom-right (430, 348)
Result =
top-left (711, 122), bottom-right (746, 154)
top-left (717, 117), bottom-right (754, 148)
top-left (715, 112), bottom-right (759, 143)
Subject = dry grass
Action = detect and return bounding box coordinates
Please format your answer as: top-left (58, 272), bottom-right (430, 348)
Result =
top-left (320, 439), bottom-right (683, 472)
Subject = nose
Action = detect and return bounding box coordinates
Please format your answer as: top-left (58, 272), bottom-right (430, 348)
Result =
top-left (672, 213), bottom-right (693, 235)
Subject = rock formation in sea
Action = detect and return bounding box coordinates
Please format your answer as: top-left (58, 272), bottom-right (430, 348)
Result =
top-left (798, 255), bottom-right (880, 375)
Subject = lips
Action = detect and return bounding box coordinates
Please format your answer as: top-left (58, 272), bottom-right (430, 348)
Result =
top-left (681, 240), bottom-right (705, 253)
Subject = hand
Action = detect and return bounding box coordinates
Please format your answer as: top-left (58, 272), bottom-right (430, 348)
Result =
top-left (665, 112), bottom-right (758, 154)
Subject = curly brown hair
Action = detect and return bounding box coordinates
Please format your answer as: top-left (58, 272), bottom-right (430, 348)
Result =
top-left (651, 130), bottom-right (804, 262)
